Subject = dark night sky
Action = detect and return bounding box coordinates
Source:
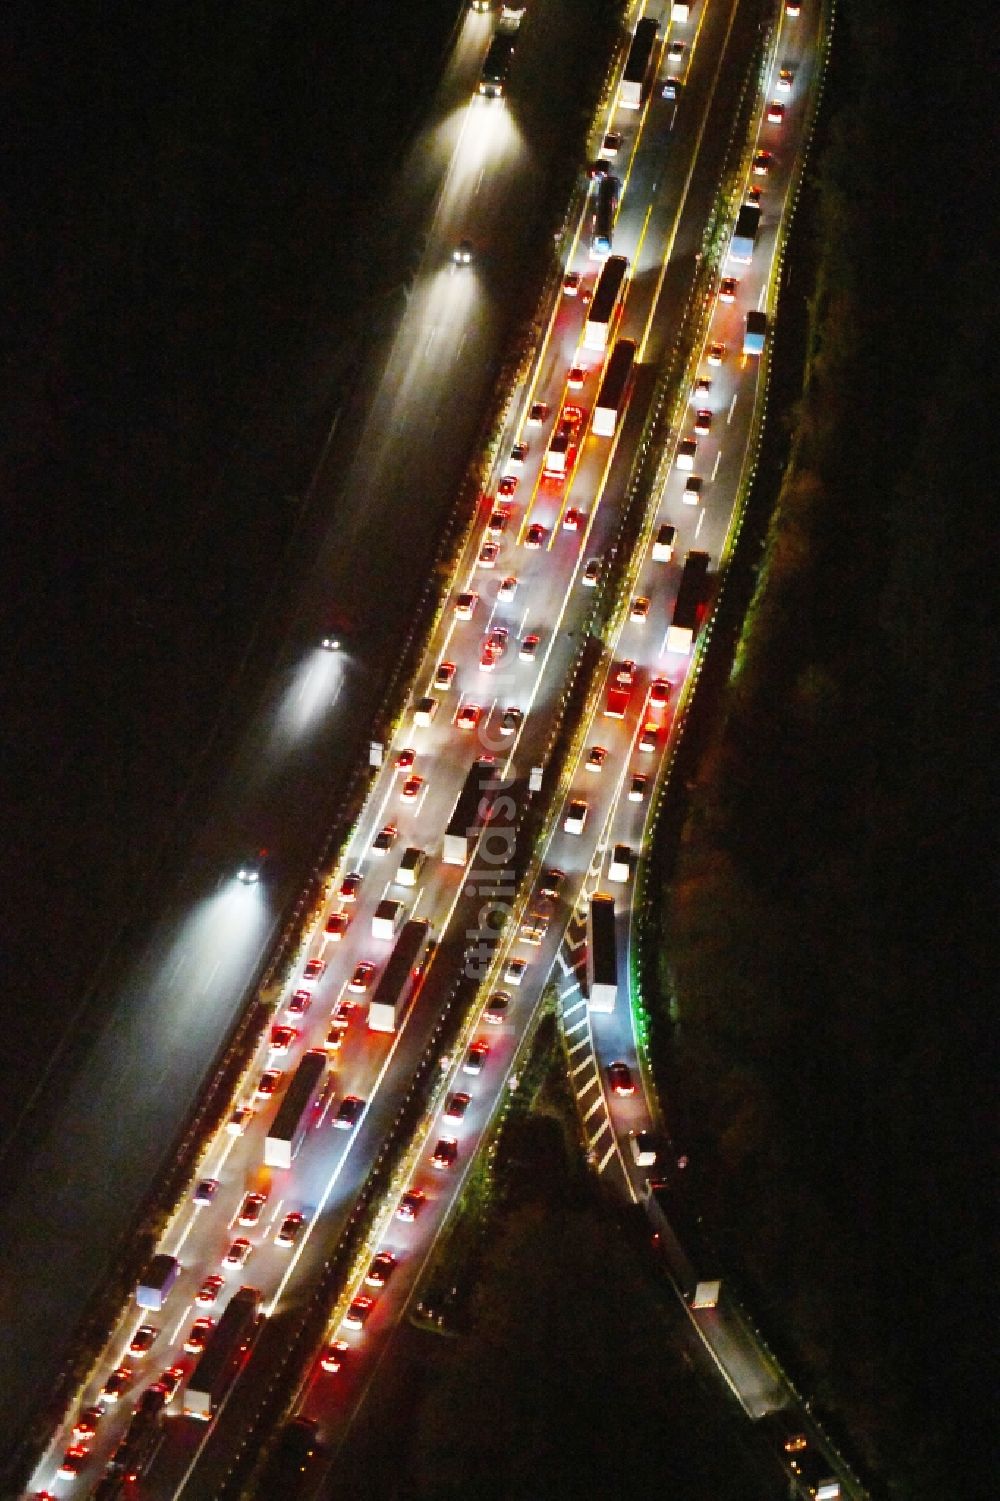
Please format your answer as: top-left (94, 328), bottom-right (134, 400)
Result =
top-left (0, 0), bottom-right (458, 1123)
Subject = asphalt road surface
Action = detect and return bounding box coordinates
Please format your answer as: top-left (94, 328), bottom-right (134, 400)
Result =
top-left (0, 0), bottom-right (592, 1469)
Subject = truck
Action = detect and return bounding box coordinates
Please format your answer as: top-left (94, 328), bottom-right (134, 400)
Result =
top-left (184, 1285), bottom-right (261, 1420)
top-left (586, 893), bottom-right (618, 1012)
top-left (729, 201), bottom-right (761, 263)
top-left (368, 919), bottom-right (432, 1033)
top-left (136, 1253), bottom-right (180, 1312)
top-left (618, 16), bottom-right (658, 109)
top-left (666, 549), bottom-right (710, 654)
top-left (743, 308), bottom-right (767, 356)
top-left (479, 31), bottom-right (516, 97)
top-left (443, 758), bottom-right (495, 865)
top-left (372, 897), bottom-right (406, 941)
top-left (583, 254), bottom-right (628, 353)
top-left (592, 337), bottom-right (636, 437)
top-left (106, 1405), bottom-right (163, 1483)
top-left (263, 1049), bottom-right (326, 1169)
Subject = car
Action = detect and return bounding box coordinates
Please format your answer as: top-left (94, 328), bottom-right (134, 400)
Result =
top-left (480, 626), bottom-right (508, 672)
top-left (454, 591), bottom-right (478, 620)
top-left (456, 702), bottom-right (483, 731)
top-left (325, 911), bottom-right (350, 941)
top-left (608, 1061), bottom-right (636, 1096)
top-left (184, 1317), bottom-right (215, 1355)
top-left (588, 156), bottom-right (611, 180)
top-left (752, 149), bottom-right (773, 175)
top-left (707, 342), bottom-right (725, 366)
top-left (499, 706), bottom-right (523, 736)
top-left (431, 1136), bottom-right (459, 1170)
top-left (395, 746), bottom-right (416, 772)
top-left (255, 1070), bottom-right (282, 1099)
top-left (99, 1366), bottom-right (132, 1405)
top-left (508, 440), bottom-right (529, 467)
top-left (600, 130), bottom-right (622, 157)
top-left (236, 851), bottom-right (266, 885)
top-left (527, 401), bottom-right (549, 425)
top-left (287, 990), bottom-right (312, 1017)
top-left (562, 506), bottom-right (584, 530)
top-left (196, 1274), bottom-right (225, 1307)
top-left (650, 677), bottom-right (672, 708)
top-left (72, 1407), bottom-right (102, 1443)
top-left (320, 1340), bottom-right (349, 1373)
top-left (567, 365), bottom-right (586, 391)
top-left (562, 271), bottom-right (581, 296)
top-left (539, 867), bottom-right (565, 899)
top-left (325, 1018), bottom-right (348, 1052)
top-left (303, 957), bottom-right (326, 981)
top-left (453, 238), bottom-right (473, 265)
top-left (694, 375), bottom-right (712, 396)
top-left (785, 0), bottom-right (800, 15)
top-left (128, 1324), bottom-right (158, 1358)
top-left (638, 721), bottom-right (659, 753)
top-left (683, 476), bottom-right (703, 506)
top-left (630, 596), bottom-right (650, 622)
top-left (349, 961), bottom-right (375, 993)
top-left (667, 39), bottom-right (685, 64)
top-left (661, 77), bottom-right (678, 100)
top-left (767, 100), bottom-right (785, 123)
top-left (463, 1041), bottom-right (490, 1075)
top-left (520, 914), bottom-right (548, 945)
top-left (484, 991), bottom-right (510, 1024)
top-left (372, 823), bottom-right (398, 855)
top-left (401, 774), bottom-right (424, 802)
top-left (746, 183), bottom-right (762, 204)
top-left (497, 474), bottom-right (518, 498)
top-left (397, 1189), bottom-right (426, 1222)
top-left (276, 1211), bottom-right (305, 1248)
top-left (224, 1238), bottom-right (252, 1270)
top-left (57, 1447), bottom-right (89, 1480)
top-left (156, 1365), bottom-right (185, 1402)
top-left (694, 408), bottom-right (712, 435)
top-left (585, 744), bottom-right (608, 773)
top-left (334, 1095), bottom-right (365, 1130)
top-left (137, 1384), bottom-right (167, 1416)
top-left (776, 67), bottom-right (793, 93)
top-left (519, 633), bottom-right (540, 662)
top-left (582, 557), bottom-right (602, 587)
top-left (615, 658), bottom-right (637, 686)
top-left (564, 799), bottom-right (588, 835)
top-left (504, 956), bottom-right (527, 985)
top-left (365, 1251), bottom-right (397, 1288)
top-left (193, 1177), bottom-right (219, 1207)
top-left (478, 539), bottom-right (500, 568)
top-left (487, 505), bottom-right (511, 536)
top-left (524, 523), bottom-right (546, 549)
top-left (445, 1091), bottom-right (472, 1120)
top-left (238, 1191), bottom-right (267, 1227)
top-left (498, 574), bottom-right (520, 604)
top-left (225, 1104), bottom-right (250, 1134)
top-left (339, 870), bottom-right (363, 902)
top-left (561, 402), bottom-right (585, 431)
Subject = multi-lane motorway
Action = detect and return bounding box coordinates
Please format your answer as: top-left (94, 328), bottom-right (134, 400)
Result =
top-left (25, 0), bottom-right (832, 1495)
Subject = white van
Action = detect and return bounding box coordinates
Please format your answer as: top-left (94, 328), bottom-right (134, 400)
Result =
top-left (396, 847), bottom-right (426, 887)
top-left (652, 523), bottom-right (676, 561)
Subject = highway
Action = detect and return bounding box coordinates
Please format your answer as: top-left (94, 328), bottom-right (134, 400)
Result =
top-left (1, 0), bottom-right (597, 1479)
top-left (23, 0), bottom-right (838, 1496)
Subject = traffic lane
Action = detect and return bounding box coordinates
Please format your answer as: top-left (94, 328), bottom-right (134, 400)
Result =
top-left (145, 920), bottom-right (482, 1500)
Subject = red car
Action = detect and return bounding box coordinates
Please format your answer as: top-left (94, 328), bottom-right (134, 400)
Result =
top-left (325, 911), bottom-right (350, 940)
top-left (608, 1061), bottom-right (635, 1096)
top-left (302, 958), bottom-right (326, 981)
top-left (287, 990), bottom-right (312, 1017)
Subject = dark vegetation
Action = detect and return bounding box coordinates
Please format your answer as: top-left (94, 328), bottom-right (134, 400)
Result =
top-left (333, 1017), bottom-right (783, 1500)
top-left (646, 0), bottom-right (994, 1495)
